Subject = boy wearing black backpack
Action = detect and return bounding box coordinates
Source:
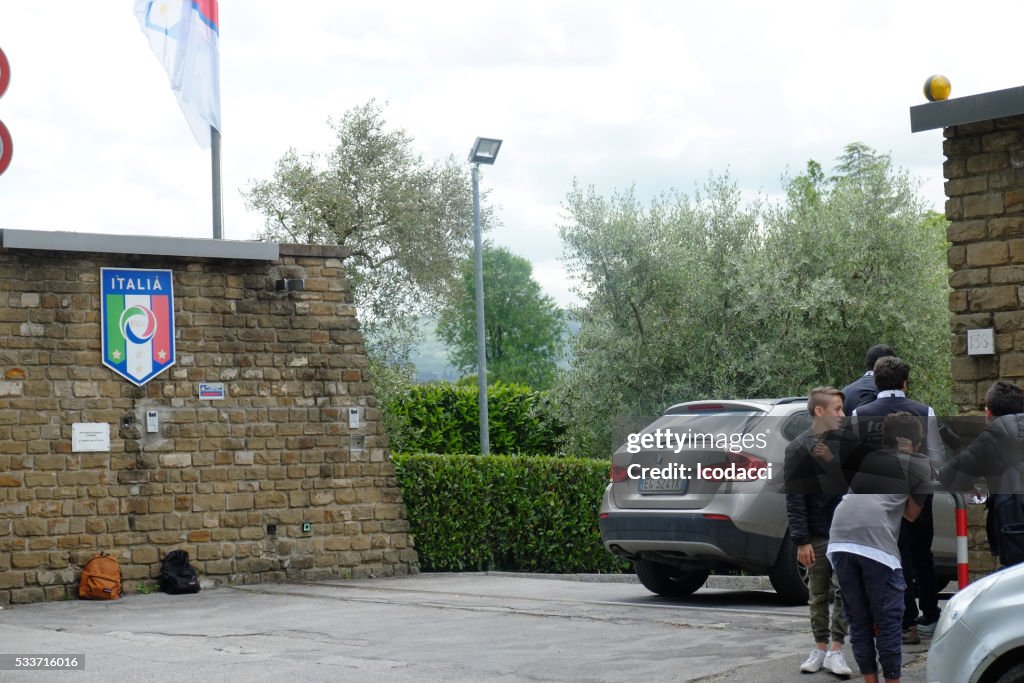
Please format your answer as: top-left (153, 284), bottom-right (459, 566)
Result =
top-left (939, 380), bottom-right (1024, 569)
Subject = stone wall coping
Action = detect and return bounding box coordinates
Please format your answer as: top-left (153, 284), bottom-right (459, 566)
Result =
top-left (910, 84), bottom-right (1024, 133)
top-left (0, 229), bottom-right (279, 261)
top-left (278, 243), bottom-right (349, 258)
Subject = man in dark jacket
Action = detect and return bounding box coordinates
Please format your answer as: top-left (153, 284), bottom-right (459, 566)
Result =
top-left (841, 344), bottom-right (895, 415)
top-left (852, 356), bottom-right (943, 642)
top-left (940, 380), bottom-right (1024, 568)
top-left (785, 387), bottom-right (852, 676)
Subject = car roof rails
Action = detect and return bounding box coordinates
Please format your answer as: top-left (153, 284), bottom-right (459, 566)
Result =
top-left (663, 400), bottom-right (772, 415)
top-left (774, 397), bottom-right (808, 405)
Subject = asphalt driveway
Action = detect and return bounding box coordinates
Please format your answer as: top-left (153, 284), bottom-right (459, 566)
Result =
top-left (0, 573), bottom-right (937, 682)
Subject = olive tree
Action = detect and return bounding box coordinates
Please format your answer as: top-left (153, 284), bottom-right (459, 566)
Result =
top-left (557, 144), bottom-right (951, 457)
top-left (244, 100), bottom-right (492, 401)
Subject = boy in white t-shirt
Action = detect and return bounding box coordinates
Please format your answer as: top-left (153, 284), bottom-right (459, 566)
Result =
top-left (828, 413), bottom-right (933, 683)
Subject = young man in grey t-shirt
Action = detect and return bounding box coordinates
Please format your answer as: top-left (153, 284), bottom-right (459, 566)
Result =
top-left (828, 413), bottom-right (933, 683)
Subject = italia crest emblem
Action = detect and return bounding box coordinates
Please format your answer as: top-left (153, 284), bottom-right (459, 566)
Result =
top-left (101, 268), bottom-right (175, 385)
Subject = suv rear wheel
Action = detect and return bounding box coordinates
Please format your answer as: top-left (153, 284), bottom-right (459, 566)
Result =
top-left (768, 535), bottom-right (810, 605)
top-left (996, 659), bottom-right (1024, 683)
top-left (634, 559), bottom-right (710, 597)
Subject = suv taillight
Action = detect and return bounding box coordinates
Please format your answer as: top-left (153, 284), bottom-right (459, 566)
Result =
top-left (700, 451), bottom-right (769, 481)
top-left (609, 465), bottom-right (628, 483)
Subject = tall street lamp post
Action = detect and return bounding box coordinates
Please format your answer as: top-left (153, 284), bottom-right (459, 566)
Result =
top-left (468, 137), bottom-right (502, 455)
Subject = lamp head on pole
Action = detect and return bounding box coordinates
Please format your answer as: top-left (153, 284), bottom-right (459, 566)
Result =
top-left (469, 137), bottom-right (503, 165)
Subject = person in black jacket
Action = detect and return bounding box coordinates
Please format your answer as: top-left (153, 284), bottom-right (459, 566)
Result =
top-left (852, 356), bottom-right (942, 643)
top-left (785, 387), bottom-right (852, 676)
top-left (939, 380), bottom-right (1024, 568)
top-left (841, 344), bottom-right (895, 416)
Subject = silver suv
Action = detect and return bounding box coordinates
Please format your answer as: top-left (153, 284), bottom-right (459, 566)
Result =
top-left (598, 398), bottom-right (958, 604)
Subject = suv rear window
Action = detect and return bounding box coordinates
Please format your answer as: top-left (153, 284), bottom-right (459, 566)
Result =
top-left (638, 411), bottom-right (765, 438)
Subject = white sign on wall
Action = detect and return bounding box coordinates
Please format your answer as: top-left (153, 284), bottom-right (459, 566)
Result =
top-left (967, 328), bottom-right (995, 356)
top-left (198, 382), bottom-right (226, 400)
top-left (72, 423), bottom-right (110, 452)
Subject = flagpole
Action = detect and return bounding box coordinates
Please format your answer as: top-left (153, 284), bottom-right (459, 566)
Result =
top-left (211, 125), bottom-right (223, 239)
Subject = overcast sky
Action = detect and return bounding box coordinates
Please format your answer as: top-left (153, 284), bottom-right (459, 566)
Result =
top-left (1, 1), bottom-right (1022, 306)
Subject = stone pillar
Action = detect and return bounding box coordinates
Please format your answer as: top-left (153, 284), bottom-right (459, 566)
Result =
top-left (912, 87), bottom-right (1024, 578)
top-left (945, 115), bottom-right (1024, 412)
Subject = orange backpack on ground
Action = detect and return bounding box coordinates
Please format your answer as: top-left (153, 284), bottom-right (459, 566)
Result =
top-left (79, 553), bottom-right (122, 600)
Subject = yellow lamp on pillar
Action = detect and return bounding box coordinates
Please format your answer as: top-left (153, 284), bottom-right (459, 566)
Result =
top-left (924, 75), bottom-right (952, 102)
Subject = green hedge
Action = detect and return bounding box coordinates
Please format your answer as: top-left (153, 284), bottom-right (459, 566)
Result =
top-left (392, 452), bottom-right (629, 573)
top-left (384, 383), bottom-right (565, 456)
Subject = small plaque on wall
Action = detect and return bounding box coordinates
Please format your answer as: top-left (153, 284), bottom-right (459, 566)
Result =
top-left (198, 382), bottom-right (226, 400)
top-left (72, 423), bottom-right (110, 452)
top-left (967, 328), bottom-right (995, 356)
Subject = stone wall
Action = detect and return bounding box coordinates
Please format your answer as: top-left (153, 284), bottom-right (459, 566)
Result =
top-left (0, 242), bottom-right (416, 605)
top-left (944, 113), bottom-right (1024, 576)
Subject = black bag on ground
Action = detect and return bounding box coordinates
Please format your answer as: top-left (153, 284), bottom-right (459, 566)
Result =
top-left (159, 550), bottom-right (201, 594)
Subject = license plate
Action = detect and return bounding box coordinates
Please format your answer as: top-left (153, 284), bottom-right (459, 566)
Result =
top-left (639, 478), bottom-right (688, 494)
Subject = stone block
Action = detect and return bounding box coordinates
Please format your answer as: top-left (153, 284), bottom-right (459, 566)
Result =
top-left (966, 152), bottom-right (1009, 174)
top-left (949, 269), bottom-right (989, 288)
top-left (159, 453), bottom-right (192, 468)
top-left (254, 492), bottom-right (288, 508)
top-left (1002, 353), bottom-right (1024, 378)
top-left (991, 266), bottom-right (1024, 284)
top-left (13, 519), bottom-right (47, 536)
top-left (948, 220), bottom-right (987, 242)
top-left (951, 356), bottom-right (997, 382)
top-left (0, 571), bottom-right (26, 589)
top-left (203, 560), bottom-right (234, 575)
top-left (944, 176), bottom-right (987, 196)
top-left (964, 192), bottom-right (1005, 218)
top-left (148, 496), bottom-right (174, 514)
top-left (1006, 189), bottom-right (1024, 214)
top-left (131, 516), bottom-right (163, 532)
top-left (10, 587), bottom-right (45, 604)
top-left (132, 547), bottom-right (159, 564)
top-left (967, 241), bottom-right (1009, 267)
top-left (196, 544), bottom-right (221, 561)
top-left (11, 552), bottom-right (46, 569)
top-left (991, 217), bottom-right (1024, 239)
top-left (944, 158), bottom-right (966, 180)
top-left (942, 197), bottom-right (958, 222)
top-left (192, 494), bottom-right (225, 511)
top-left (226, 494), bottom-right (254, 511)
top-left (969, 286), bottom-right (1018, 311)
top-left (309, 490), bottom-right (333, 506)
top-left (982, 129), bottom-right (1021, 152)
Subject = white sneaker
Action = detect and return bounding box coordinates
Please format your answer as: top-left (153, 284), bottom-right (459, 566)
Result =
top-left (800, 649), bottom-right (826, 673)
top-left (823, 650), bottom-right (853, 677)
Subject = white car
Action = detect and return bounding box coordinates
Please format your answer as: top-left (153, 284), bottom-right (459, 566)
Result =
top-left (927, 561), bottom-right (1024, 683)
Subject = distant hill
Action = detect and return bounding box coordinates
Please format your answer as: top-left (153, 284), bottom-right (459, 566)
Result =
top-left (410, 315), bottom-right (580, 383)
top-left (410, 318), bottom-right (458, 382)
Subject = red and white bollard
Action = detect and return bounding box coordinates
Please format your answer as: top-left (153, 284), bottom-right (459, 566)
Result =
top-left (954, 492), bottom-right (970, 589)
